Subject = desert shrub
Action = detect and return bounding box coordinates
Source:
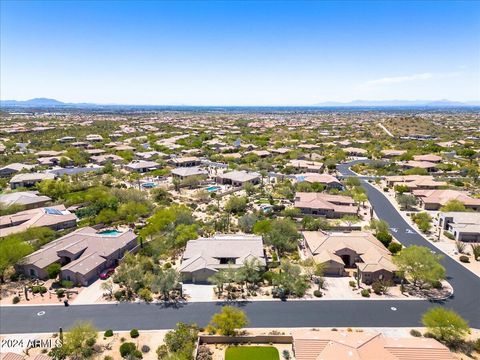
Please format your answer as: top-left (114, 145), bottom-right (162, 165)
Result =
top-left (56, 289), bottom-right (65, 298)
top-left (138, 288), bottom-right (153, 302)
top-left (120, 342), bottom-right (141, 358)
top-left (114, 290), bottom-right (125, 301)
top-left (443, 231), bottom-right (455, 240)
top-left (388, 242), bottom-right (402, 254)
top-left (61, 280), bottom-right (74, 288)
top-left (104, 329), bottom-right (114, 337)
top-left (376, 231), bottom-right (393, 247)
top-left (349, 280), bottom-right (356, 288)
top-left (163, 262), bottom-right (172, 269)
top-left (313, 290), bottom-right (322, 298)
top-left (459, 255), bottom-right (470, 263)
top-left (32, 285), bottom-right (47, 294)
top-left (410, 329), bottom-right (422, 337)
top-left (372, 282), bottom-right (383, 295)
top-left (104, 356), bottom-right (113, 360)
top-left (130, 329), bottom-right (139, 338)
top-left (86, 337), bottom-right (96, 347)
top-left (141, 345), bottom-right (150, 353)
top-left (12, 296), bottom-right (20, 304)
top-left (361, 289), bottom-right (370, 297)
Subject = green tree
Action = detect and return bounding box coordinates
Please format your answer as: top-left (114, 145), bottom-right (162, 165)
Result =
top-left (397, 194), bottom-right (418, 210)
top-left (46, 263), bottom-right (61, 279)
top-left (252, 219), bottom-right (272, 234)
top-left (225, 196), bottom-right (248, 214)
top-left (151, 268), bottom-right (180, 300)
top-left (440, 200), bottom-right (467, 212)
top-left (208, 306), bottom-right (248, 336)
top-left (237, 258), bottom-right (263, 292)
top-left (238, 213), bottom-right (258, 233)
top-left (422, 307), bottom-right (470, 345)
top-left (394, 184), bottom-right (410, 194)
top-left (273, 261), bottom-right (309, 298)
top-left (393, 246), bottom-right (445, 288)
top-left (0, 236), bottom-right (34, 283)
top-left (264, 219), bottom-right (300, 255)
top-left (62, 321), bottom-right (98, 360)
top-left (164, 322), bottom-right (199, 359)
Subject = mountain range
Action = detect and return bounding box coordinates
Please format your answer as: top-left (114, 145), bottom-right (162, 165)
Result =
top-left (1, 98), bottom-right (479, 108)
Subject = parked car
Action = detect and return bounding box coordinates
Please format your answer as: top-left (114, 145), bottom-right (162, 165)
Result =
top-left (99, 268), bottom-right (115, 280)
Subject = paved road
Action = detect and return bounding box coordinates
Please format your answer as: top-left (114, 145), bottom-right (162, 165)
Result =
top-left (1, 161), bottom-right (479, 334)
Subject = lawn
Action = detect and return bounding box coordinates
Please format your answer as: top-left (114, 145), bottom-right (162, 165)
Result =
top-left (225, 346), bottom-right (280, 360)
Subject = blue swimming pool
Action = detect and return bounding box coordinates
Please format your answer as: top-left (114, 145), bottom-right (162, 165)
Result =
top-left (98, 229), bottom-right (122, 236)
top-left (206, 186), bottom-right (221, 192)
top-left (141, 182), bottom-right (157, 188)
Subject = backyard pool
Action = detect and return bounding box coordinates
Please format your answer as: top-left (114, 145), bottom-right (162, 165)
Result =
top-left (205, 185), bottom-right (221, 192)
top-left (98, 229), bottom-right (122, 236)
top-left (141, 182), bottom-right (157, 188)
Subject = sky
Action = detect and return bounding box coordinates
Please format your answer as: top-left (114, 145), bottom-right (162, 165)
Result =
top-left (1, 0), bottom-right (479, 105)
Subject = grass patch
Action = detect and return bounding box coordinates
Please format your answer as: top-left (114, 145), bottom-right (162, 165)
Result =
top-left (225, 346), bottom-right (279, 360)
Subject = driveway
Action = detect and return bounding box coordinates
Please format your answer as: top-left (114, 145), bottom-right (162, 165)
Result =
top-left (71, 278), bottom-right (106, 305)
top-left (182, 284), bottom-right (215, 302)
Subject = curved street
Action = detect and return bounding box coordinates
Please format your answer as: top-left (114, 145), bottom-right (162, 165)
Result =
top-left (1, 161), bottom-right (479, 334)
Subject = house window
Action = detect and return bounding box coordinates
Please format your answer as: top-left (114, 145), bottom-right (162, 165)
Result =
top-left (29, 268), bottom-right (36, 277)
top-left (219, 258), bottom-right (236, 265)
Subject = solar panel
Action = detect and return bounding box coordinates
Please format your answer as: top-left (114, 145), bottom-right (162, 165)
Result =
top-left (45, 207), bottom-right (63, 215)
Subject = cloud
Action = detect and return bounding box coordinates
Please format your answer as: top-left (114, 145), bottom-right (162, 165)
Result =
top-left (359, 72), bottom-right (461, 88)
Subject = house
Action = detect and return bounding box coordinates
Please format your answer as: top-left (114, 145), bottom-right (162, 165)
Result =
top-left (413, 154), bottom-right (442, 163)
top-left (169, 156), bottom-right (202, 167)
top-left (248, 150), bottom-right (271, 158)
top-left (380, 149), bottom-right (406, 158)
top-left (302, 231), bottom-right (396, 284)
top-left (0, 205), bottom-right (77, 237)
top-left (90, 154), bottom-right (124, 165)
top-left (344, 147), bottom-right (368, 157)
top-left (0, 191), bottom-right (51, 210)
top-left (37, 156), bottom-right (72, 167)
top-left (292, 329), bottom-right (455, 360)
top-left (10, 173), bottom-right (55, 189)
top-left (296, 173), bottom-right (343, 189)
top-left (0, 163), bottom-right (34, 178)
top-left (179, 234), bottom-right (266, 283)
top-left (36, 150), bottom-right (64, 157)
top-left (402, 160), bottom-right (438, 173)
top-left (16, 227), bottom-right (137, 286)
top-left (86, 134), bottom-right (103, 142)
top-left (385, 175), bottom-right (447, 190)
top-left (439, 212), bottom-right (480, 242)
top-left (216, 170), bottom-right (261, 186)
top-left (124, 160), bottom-right (160, 173)
top-left (57, 136), bottom-right (75, 143)
top-left (287, 159), bottom-right (324, 173)
top-left (171, 166), bottom-right (208, 181)
top-left (412, 189), bottom-right (480, 211)
top-left (294, 192), bottom-right (357, 218)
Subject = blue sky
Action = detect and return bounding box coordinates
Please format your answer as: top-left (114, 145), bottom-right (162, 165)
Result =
top-left (1, 1), bottom-right (479, 105)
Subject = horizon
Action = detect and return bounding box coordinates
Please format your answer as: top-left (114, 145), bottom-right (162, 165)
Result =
top-left (1, 1), bottom-right (480, 105)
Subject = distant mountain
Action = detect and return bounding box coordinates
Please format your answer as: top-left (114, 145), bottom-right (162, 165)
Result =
top-left (1, 98), bottom-right (65, 106)
top-left (313, 99), bottom-right (479, 107)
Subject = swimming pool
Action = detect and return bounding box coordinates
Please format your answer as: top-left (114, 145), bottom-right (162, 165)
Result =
top-left (98, 229), bottom-right (122, 236)
top-left (141, 182), bottom-right (157, 188)
top-left (206, 186), bottom-right (221, 192)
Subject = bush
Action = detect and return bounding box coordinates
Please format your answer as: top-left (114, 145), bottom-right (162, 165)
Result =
top-left (46, 263), bottom-right (62, 279)
top-left (138, 288), bottom-right (153, 302)
top-left (61, 280), bottom-right (74, 289)
top-left (388, 242), bottom-right (402, 254)
top-left (410, 329), bottom-right (422, 337)
top-left (349, 280), bottom-right (356, 288)
top-left (32, 285), bottom-right (47, 294)
top-left (104, 329), bottom-right (114, 337)
top-left (130, 329), bottom-right (139, 338)
top-left (459, 255), bottom-right (470, 263)
top-left (56, 289), bottom-right (65, 298)
top-left (474, 338), bottom-right (480, 352)
top-left (104, 356), bottom-right (113, 360)
top-left (86, 337), bottom-right (96, 347)
top-left (163, 262), bottom-right (172, 269)
top-left (262, 271), bottom-right (275, 285)
top-left (372, 282), bottom-right (383, 295)
top-left (119, 342), bottom-right (139, 358)
top-left (376, 231), bottom-right (392, 247)
top-left (443, 231), bottom-right (455, 240)
top-left (361, 289), bottom-right (370, 297)
top-left (313, 290), bottom-right (322, 298)
top-left (114, 290), bottom-right (125, 301)
top-left (12, 296), bottom-right (20, 304)
top-left (197, 345), bottom-right (213, 360)
top-left (141, 345), bottom-right (150, 353)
